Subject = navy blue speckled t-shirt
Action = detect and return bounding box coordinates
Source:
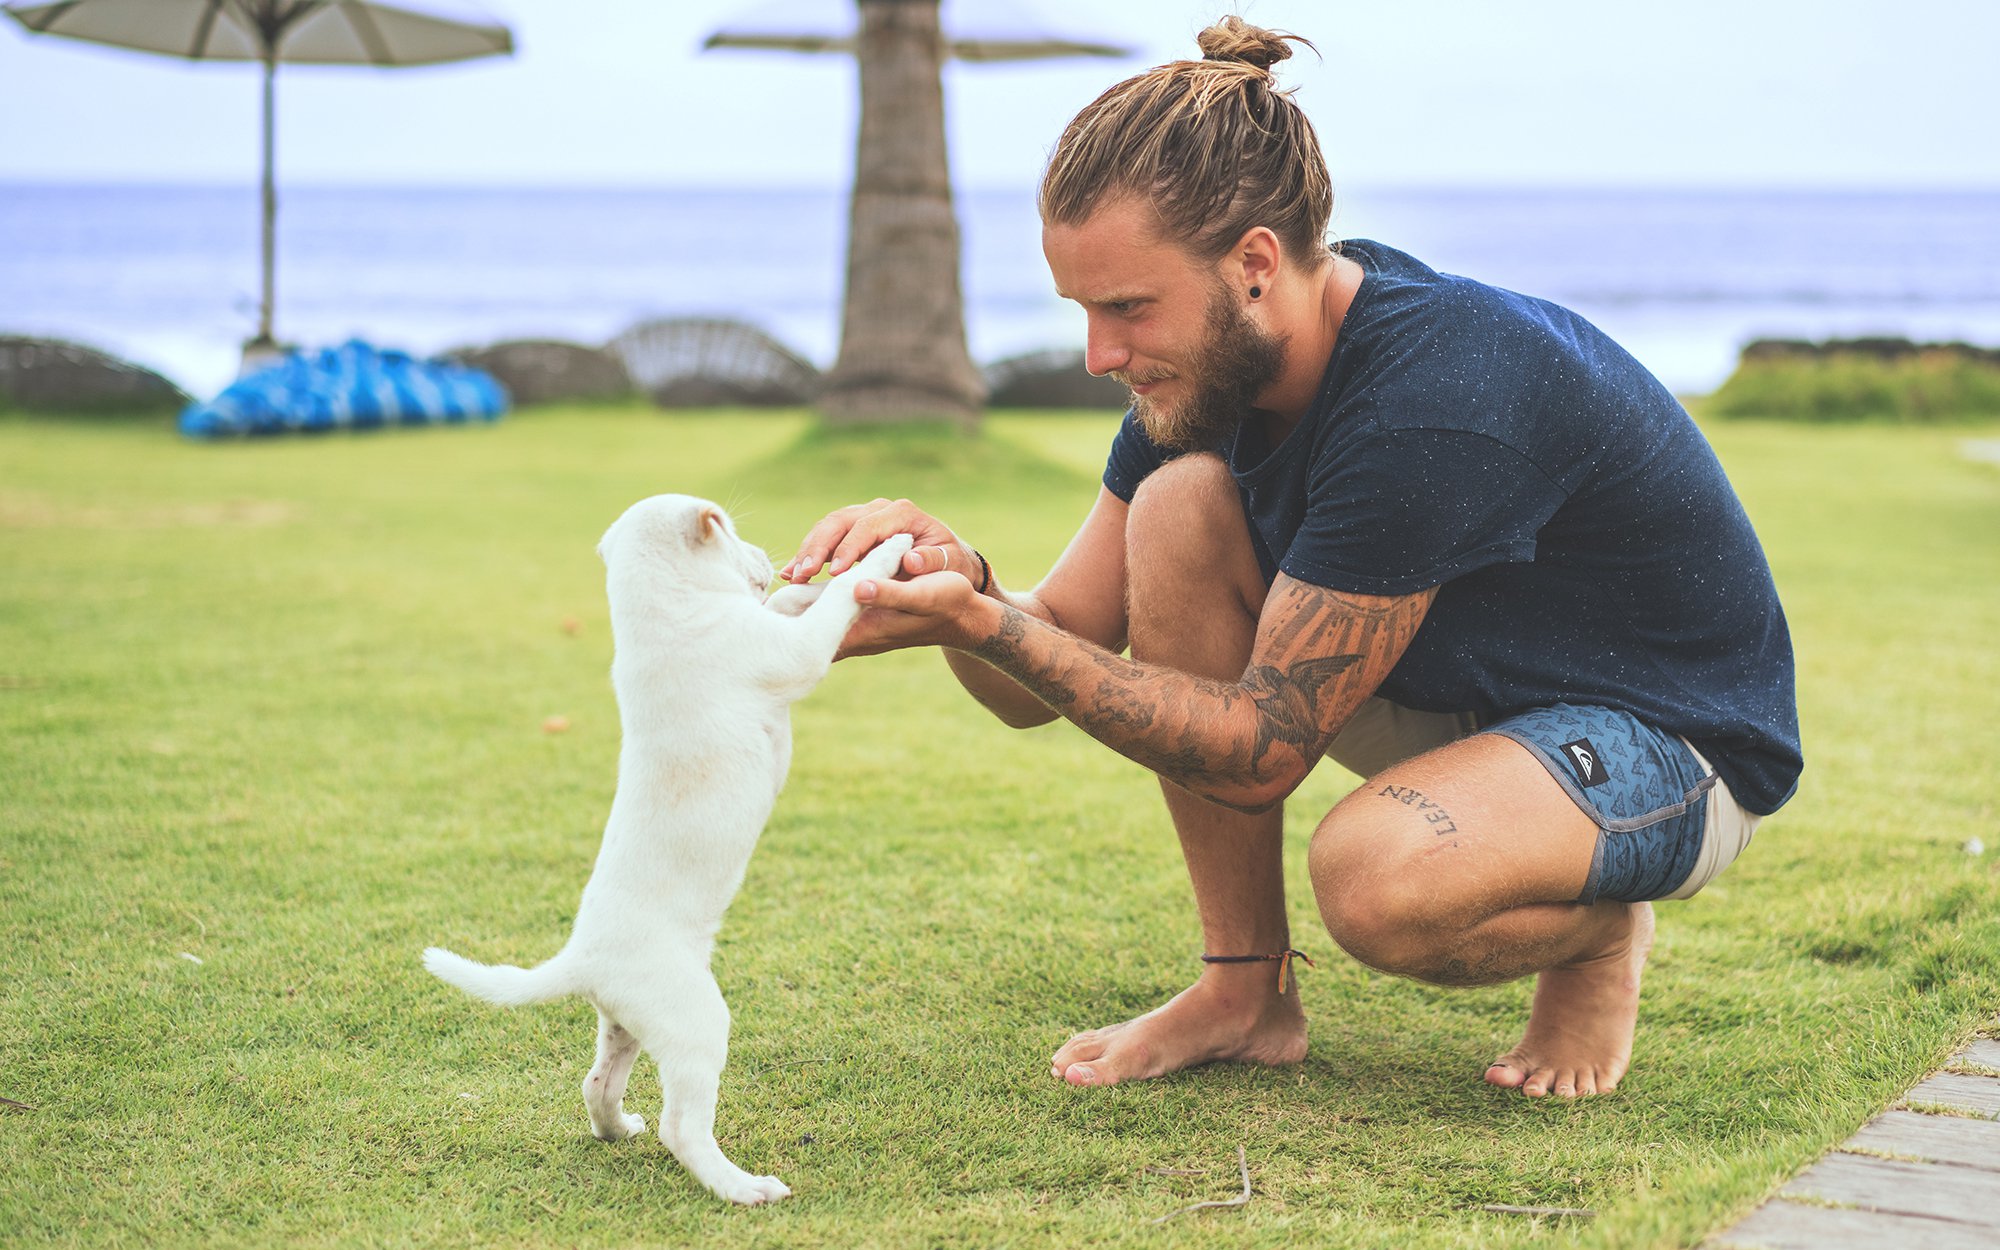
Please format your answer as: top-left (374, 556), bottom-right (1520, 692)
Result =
top-left (1102, 240), bottom-right (1802, 815)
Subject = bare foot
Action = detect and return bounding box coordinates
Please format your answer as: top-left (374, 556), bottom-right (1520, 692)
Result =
top-left (1050, 965), bottom-right (1308, 1087)
top-left (1484, 901), bottom-right (1654, 1098)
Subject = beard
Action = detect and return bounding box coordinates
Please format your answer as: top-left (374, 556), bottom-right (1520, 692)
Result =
top-left (1126, 285), bottom-right (1289, 454)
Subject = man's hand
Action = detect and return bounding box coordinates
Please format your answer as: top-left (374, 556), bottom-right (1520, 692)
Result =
top-left (844, 568), bottom-right (999, 657)
top-left (785, 498), bottom-right (995, 659)
top-left (782, 498), bottom-right (979, 588)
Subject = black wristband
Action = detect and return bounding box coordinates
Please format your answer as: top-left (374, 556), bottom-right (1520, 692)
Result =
top-left (971, 548), bottom-right (992, 595)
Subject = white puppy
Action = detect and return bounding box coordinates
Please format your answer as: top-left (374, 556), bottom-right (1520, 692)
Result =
top-left (425, 494), bottom-right (911, 1205)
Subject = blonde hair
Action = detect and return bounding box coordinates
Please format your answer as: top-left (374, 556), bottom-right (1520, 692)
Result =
top-left (1039, 16), bottom-right (1333, 266)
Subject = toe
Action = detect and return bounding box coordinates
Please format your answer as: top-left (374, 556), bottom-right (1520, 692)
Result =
top-left (1484, 1058), bottom-right (1528, 1089)
top-left (1052, 1030), bottom-right (1112, 1075)
top-left (1552, 1069), bottom-right (1578, 1099)
top-left (1066, 1033), bottom-right (1159, 1087)
top-left (1064, 1035), bottom-right (1156, 1086)
top-left (1521, 1066), bottom-right (1555, 1097)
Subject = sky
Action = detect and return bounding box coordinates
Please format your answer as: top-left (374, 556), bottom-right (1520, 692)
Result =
top-left (2, 0), bottom-right (1996, 191)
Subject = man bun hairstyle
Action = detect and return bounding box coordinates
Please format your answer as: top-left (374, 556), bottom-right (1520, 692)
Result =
top-left (1040, 15), bottom-right (1333, 267)
top-left (1194, 14), bottom-right (1295, 70)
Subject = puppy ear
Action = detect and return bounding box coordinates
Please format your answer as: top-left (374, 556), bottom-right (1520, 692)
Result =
top-left (694, 506), bottom-right (725, 544)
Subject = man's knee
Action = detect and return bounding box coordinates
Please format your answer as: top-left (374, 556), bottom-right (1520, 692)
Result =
top-left (1127, 454), bottom-right (1246, 563)
top-left (1129, 451), bottom-right (1232, 511)
top-left (1126, 455), bottom-right (1264, 649)
top-left (1308, 808), bottom-right (1447, 976)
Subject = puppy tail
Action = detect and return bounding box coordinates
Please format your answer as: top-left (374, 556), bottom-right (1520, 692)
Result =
top-left (422, 946), bottom-right (578, 1008)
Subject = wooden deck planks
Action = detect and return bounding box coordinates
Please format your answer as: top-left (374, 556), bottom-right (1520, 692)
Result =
top-left (1705, 1040), bottom-right (2000, 1248)
top-left (1848, 1109), bottom-right (2000, 1171)
top-left (1905, 1072), bottom-right (2000, 1118)
top-left (1949, 1038), bottom-right (2000, 1073)
top-left (1781, 1152), bottom-right (2000, 1227)
top-left (1713, 1200), bottom-right (2000, 1250)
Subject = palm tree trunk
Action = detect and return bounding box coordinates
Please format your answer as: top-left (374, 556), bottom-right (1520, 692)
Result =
top-left (257, 49), bottom-right (277, 347)
top-left (818, 0), bottom-right (985, 428)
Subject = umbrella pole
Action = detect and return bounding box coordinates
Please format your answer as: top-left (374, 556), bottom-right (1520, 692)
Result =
top-left (258, 50), bottom-right (276, 346)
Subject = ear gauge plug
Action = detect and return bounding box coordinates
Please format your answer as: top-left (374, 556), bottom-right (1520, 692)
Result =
top-left (1249, 286), bottom-right (1262, 299)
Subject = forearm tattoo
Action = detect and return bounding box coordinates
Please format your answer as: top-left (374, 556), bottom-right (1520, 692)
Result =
top-left (971, 578), bottom-right (1434, 811)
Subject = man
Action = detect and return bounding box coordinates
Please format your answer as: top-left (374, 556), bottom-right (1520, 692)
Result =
top-left (780, 18), bottom-right (1800, 1099)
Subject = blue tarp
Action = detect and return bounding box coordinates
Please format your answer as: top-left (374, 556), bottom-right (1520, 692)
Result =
top-left (179, 340), bottom-right (508, 438)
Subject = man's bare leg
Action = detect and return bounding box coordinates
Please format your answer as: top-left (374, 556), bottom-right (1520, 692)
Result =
top-left (1049, 454), bottom-right (1307, 1086)
top-left (1478, 901), bottom-right (1653, 1098)
top-left (1310, 733), bottom-right (1654, 1098)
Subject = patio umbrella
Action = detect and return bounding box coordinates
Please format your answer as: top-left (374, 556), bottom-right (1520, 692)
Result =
top-left (3, 0), bottom-right (513, 351)
top-left (706, 0), bottom-right (1132, 427)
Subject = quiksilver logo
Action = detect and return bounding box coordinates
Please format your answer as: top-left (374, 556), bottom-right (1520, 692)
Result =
top-left (1558, 737), bottom-right (1610, 787)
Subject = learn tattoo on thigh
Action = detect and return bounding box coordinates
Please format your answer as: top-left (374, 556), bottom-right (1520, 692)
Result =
top-left (1377, 783), bottom-right (1458, 836)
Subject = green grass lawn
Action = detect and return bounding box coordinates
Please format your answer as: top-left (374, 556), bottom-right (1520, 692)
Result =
top-left (2, 406), bottom-right (1996, 1249)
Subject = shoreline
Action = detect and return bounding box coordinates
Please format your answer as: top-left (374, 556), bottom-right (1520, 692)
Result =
top-left (7, 183), bottom-right (1998, 400)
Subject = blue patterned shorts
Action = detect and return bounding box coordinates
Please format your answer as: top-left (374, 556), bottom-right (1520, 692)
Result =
top-left (1481, 704), bottom-right (1720, 904)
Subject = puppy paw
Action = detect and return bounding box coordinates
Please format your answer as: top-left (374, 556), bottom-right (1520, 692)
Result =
top-left (856, 532), bottom-right (915, 579)
top-left (690, 1158), bottom-right (793, 1205)
top-left (590, 1110), bottom-right (647, 1141)
top-left (720, 1174), bottom-right (792, 1206)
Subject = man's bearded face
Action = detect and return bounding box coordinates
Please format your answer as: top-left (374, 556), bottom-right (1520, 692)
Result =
top-left (1122, 280), bottom-right (1289, 454)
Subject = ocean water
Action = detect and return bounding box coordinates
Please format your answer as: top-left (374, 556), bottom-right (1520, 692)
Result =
top-left (3, 182), bottom-right (1998, 400)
